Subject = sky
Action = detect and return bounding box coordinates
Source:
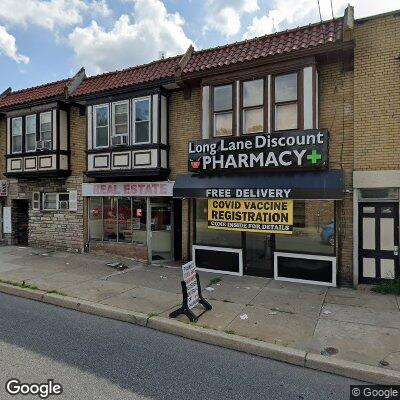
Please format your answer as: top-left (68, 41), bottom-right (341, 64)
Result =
top-left (0, 0), bottom-right (398, 92)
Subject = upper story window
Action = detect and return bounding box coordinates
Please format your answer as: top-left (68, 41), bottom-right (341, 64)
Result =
top-left (274, 72), bottom-right (298, 131)
top-left (11, 117), bottom-right (22, 154)
top-left (25, 114), bottom-right (36, 152)
top-left (40, 112), bottom-right (52, 142)
top-left (242, 79), bottom-right (264, 134)
top-left (10, 111), bottom-right (53, 154)
top-left (213, 84), bottom-right (233, 136)
top-left (92, 97), bottom-right (152, 148)
top-left (112, 101), bottom-right (129, 137)
top-left (94, 104), bottom-right (109, 148)
top-left (133, 97), bottom-right (150, 144)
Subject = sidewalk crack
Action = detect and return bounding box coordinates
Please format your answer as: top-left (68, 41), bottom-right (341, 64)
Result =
top-left (312, 288), bottom-right (328, 337)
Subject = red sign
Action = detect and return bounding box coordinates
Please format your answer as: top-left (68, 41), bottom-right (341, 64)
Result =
top-left (82, 181), bottom-right (174, 197)
top-left (136, 209), bottom-right (143, 217)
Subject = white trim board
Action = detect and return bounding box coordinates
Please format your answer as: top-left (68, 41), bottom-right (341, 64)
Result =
top-left (274, 251), bottom-right (337, 287)
top-left (192, 245), bottom-right (243, 276)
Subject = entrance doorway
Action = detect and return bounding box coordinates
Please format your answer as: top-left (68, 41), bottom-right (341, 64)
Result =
top-left (13, 200), bottom-right (29, 245)
top-left (245, 233), bottom-right (274, 277)
top-left (359, 202), bottom-right (399, 282)
top-left (150, 204), bottom-right (173, 262)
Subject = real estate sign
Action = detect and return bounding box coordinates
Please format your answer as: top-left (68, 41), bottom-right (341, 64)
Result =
top-left (207, 199), bottom-right (293, 234)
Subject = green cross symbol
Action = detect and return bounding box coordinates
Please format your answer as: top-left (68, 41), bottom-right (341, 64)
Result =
top-left (307, 150), bottom-right (322, 164)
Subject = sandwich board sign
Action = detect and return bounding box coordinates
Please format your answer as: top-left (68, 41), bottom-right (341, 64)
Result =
top-left (183, 261), bottom-right (199, 309)
top-left (169, 261), bottom-right (212, 322)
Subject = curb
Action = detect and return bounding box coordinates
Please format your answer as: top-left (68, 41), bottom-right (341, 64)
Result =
top-left (1, 282), bottom-right (399, 385)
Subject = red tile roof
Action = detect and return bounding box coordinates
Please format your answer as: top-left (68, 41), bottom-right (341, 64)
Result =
top-left (0, 78), bottom-right (70, 109)
top-left (0, 18), bottom-right (345, 107)
top-left (71, 56), bottom-right (181, 97)
top-left (183, 18), bottom-right (344, 74)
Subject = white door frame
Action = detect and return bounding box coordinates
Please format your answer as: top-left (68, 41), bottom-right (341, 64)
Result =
top-left (147, 201), bottom-right (174, 263)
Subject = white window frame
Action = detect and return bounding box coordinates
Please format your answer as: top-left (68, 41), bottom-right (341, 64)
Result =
top-left (42, 192), bottom-right (69, 211)
top-left (39, 111), bottom-right (52, 144)
top-left (93, 104), bottom-right (110, 149)
top-left (273, 72), bottom-right (299, 132)
top-left (25, 114), bottom-right (37, 153)
top-left (112, 100), bottom-right (129, 138)
top-left (132, 96), bottom-right (151, 144)
top-left (212, 84), bottom-right (234, 137)
top-left (11, 117), bottom-right (22, 154)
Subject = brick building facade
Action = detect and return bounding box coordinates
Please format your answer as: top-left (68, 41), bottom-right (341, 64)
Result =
top-left (0, 6), bottom-right (398, 287)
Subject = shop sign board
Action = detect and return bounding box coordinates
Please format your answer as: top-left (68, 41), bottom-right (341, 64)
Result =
top-left (208, 199), bottom-right (293, 234)
top-left (82, 181), bottom-right (174, 197)
top-left (182, 261), bottom-right (199, 309)
top-left (188, 129), bottom-right (328, 172)
top-left (0, 180), bottom-right (8, 197)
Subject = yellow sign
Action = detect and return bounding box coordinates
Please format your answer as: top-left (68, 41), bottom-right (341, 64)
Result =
top-left (207, 199), bottom-right (293, 234)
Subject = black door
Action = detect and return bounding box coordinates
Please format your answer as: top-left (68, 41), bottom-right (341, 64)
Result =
top-left (359, 202), bottom-right (399, 283)
top-left (14, 200), bottom-right (29, 246)
top-left (244, 233), bottom-right (274, 277)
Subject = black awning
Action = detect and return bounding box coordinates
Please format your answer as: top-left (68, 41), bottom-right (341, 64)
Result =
top-left (173, 170), bottom-right (345, 200)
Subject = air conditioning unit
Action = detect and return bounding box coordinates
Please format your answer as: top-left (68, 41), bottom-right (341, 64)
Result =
top-left (111, 134), bottom-right (128, 146)
top-left (36, 140), bottom-right (52, 151)
top-left (59, 201), bottom-right (69, 210)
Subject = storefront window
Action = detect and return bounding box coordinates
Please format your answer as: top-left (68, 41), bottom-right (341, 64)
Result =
top-left (103, 197), bottom-right (117, 241)
top-left (89, 197), bottom-right (148, 244)
top-left (132, 198), bottom-right (147, 245)
top-left (89, 198), bottom-right (103, 240)
top-left (118, 197), bottom-right (132, 243)
top-left (275, 200), bottom-right (335, 255)
top-left (195, 199), bottom-right (242, 248)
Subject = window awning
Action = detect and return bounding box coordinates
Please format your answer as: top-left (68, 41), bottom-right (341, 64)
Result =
top-left (173, 170), bottom-right (345, 200)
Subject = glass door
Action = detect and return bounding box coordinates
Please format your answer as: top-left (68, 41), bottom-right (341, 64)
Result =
top-left (245, 233), bottom-right (274, 277)
top-left (150, 205), bottom-right (172, 261)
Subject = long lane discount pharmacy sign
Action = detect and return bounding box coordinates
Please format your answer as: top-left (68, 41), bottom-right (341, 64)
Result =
top-left (188, 129), bottom-right (328, 172)
top-left (208, 199), bottom-right (293, 234)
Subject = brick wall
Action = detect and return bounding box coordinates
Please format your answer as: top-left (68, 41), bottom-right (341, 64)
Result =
top-left (319, 62), bottom-right (354, 284)
top-left (3, 106), bottom-right (87, 252)
top-left (354, 14), bottom-right (400, 170)
top-left (169, 88), bottom-right (201, 259)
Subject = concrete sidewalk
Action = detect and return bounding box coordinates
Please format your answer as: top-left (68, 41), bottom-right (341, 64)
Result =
top-left (0, 245), bottom-right (399, 378)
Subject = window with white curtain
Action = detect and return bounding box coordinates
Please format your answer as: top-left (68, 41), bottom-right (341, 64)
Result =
top-left (274, 73), bottom-right (298, 131)
top-left (25, 114), bottom-right (37, 152)
top-left (133, 97), bottom-right (150, 144)
top-left (94, 104), bottom-right (109, 148)
top-left (112, 101), bottom-right (129, 136)
top-left (40, 111), bottom-right (52, 143)
top-left (11, 117), bottom-right (22, 153)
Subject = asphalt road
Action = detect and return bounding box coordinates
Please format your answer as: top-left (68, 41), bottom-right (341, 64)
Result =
top-left (0, 293), bottom-right (362, 400)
